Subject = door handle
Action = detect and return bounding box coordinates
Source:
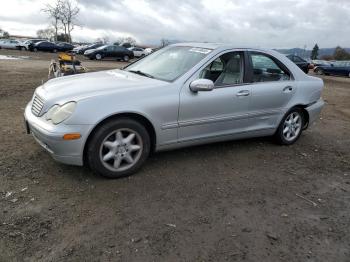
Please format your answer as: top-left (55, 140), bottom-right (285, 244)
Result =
top-left (283, 86), bottom-right (293, 92)
top-left (236, 90), bottom-right (250, 97)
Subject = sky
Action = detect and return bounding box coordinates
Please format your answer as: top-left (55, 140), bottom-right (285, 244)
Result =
top-left (0, 0), bottom-right (349, 48)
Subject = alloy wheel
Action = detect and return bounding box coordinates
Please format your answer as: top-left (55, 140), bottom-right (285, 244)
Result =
top-left (99, 128), bottom-right (143, 172)
top-left (283, 112), bottom-right (302, 141)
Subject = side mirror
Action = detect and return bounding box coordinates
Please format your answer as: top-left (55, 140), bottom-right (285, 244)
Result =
top-left (189, 79), bottom-right (214, 92)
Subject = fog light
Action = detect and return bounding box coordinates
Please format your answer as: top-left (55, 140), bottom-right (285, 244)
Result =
top-left (63, 133), bottom-right (81, 140)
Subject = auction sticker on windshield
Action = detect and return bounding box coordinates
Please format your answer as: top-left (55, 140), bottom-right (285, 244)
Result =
top-left (189, 47), bottom-right (212, 54)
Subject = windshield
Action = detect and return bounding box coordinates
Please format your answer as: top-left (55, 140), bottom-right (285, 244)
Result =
top-left (125, 46), bottom-right (212, 82)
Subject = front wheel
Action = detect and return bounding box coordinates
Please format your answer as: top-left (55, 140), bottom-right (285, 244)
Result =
top-left (315, 68), bottom-right (324, 75)
top-left (87, 118), bottom-right (151, 178)
top-left (275, 108), bottom-right (304, 145)
top-left (123, 55), bottom-right (130, 62)
top-left (21, 47), bottom-right (26, 51)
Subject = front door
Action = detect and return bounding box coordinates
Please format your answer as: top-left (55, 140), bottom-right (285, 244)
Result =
top-left (178, 51), bottom-right (252, 143)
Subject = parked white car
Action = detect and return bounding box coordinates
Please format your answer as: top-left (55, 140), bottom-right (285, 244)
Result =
top-left (0, 39), bottom-right (21, 49)
top-left (129, 47), bottom-right (147, 57)
top-left (144, 48), bottom-right (153, 55)
top-left (16, 39), bottom-right (46, 51)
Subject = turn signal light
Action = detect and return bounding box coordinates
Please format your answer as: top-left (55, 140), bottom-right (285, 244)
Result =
top-left (63, 133), bottom-right (81, 140)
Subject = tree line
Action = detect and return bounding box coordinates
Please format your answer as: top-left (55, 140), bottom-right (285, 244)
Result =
top-left (311, 44), bottom-right (350, 61)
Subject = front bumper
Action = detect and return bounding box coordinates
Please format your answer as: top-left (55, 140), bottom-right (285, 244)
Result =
top-left (24, 103), bottom-right (93, 166)
top-left (306, 98), bottom-right (325, 125)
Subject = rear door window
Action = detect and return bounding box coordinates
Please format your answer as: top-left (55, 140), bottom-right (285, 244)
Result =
top-left (249, 52), bottom-right (290, 82)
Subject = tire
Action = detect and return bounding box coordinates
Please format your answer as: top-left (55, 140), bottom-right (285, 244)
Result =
top-left (53, 49), bottom-right (57, 53)
top-left (95, 53), bottom-right (102, 60)
top-left (123, 55), bottom-right (130, 62)
top-left (275, 108), bottom-right (304, 145)
top-left (33, 48), bottom-right (38, 52)
top-left (87, 118), bottom-right (151, 178)
top-left (21, 47), bottom-right (26, 51)
top-left (315, 68), bottom-right (324, 75)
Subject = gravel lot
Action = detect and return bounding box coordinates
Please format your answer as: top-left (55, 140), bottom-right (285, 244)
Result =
top-left (0, 49), bottom-right (349, 262)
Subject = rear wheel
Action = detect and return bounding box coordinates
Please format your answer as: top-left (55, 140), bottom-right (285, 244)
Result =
top-left (21, 47), bottom-right (26, 51)
top-left (87, 118), bottom-right (151, 178)
top-left (33, 48), bottom-right (38, 52)
top-left (53, 49), bottom-right (57, 53)
top-left (275, 108), bottom-right (304, 145)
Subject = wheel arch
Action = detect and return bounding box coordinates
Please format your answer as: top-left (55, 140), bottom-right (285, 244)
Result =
top-left (286, 104), bottom-right (310, 129)
top-left (83, 112), bottom-right (157, 166)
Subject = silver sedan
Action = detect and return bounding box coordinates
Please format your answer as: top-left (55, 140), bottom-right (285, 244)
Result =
top-left (24, 43), bottom-right (324, 178)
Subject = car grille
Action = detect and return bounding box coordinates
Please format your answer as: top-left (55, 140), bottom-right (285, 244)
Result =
top-left (31, 95), bottom-right (45, 116)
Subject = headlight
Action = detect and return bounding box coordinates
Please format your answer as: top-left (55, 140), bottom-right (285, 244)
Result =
top-left (46, 102), bottom-right (76, 124)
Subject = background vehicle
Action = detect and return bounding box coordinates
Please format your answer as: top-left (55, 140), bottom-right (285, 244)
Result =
top-left (84, 45), bottom-right (134, 61)
top-left (25, 44), bottom-right (324, 178)
top-left (129, 47), bottom-right (146, 57)
top-left (311, 60), bottom-right (331, 67)
top-left (144, 48), bottom-right (153, 55)
top-left (28, 41), bottom-right (61, 52)
top-left (72, 43), bottom-right (104, 54)
top-left (16, 39), bottom-right (46, 50)
top-left (286, 54), bottom-right (310, 74)
top-left (0, 39), bottom-right (21, 49)
top-left (56, 42), bottom-right (74, 52)
top-left (314, 61), bottom-right (350, 77)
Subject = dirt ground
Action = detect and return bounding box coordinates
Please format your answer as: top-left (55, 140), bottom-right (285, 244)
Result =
top-left (0, 49), bottom-right (349, 262)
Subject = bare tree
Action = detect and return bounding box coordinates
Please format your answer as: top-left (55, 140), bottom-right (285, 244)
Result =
top-left (42, 1), bottom-right (61, 41)
top-left (37, 28), bottom-right (55, 40)
top-left (0, 28), bottom-right (10, 39)
top-left (42, 0), bottom-right (79, 43)
top-left (59, 0), bottom-right (80, 43)
top-left (118, 36), bottom-right (136, 46)
top-left (95, 36), bottom-right (110, 44)
top-left (160, 39), bottom-right (170, 47)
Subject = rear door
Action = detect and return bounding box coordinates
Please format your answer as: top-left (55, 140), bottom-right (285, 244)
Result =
top-left (247, 51), bottom-right (297, 129)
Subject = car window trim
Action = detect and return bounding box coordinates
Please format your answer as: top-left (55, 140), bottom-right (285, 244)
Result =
top-left (247, 51), bottom-right (295, 83)
top-left (186, 50), bottom-right (249, 89)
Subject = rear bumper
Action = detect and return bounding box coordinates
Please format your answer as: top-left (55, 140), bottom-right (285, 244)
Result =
top-left (306, 98), bottom-right (324, 125)
top-left (24, 103), bottom-right (92, 166)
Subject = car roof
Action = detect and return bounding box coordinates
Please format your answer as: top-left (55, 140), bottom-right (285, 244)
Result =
top-left (172, 42), bottom-right (275, 53)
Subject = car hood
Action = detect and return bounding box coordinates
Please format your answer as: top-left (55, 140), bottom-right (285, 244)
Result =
top-left (35, 69), bottom-right (166, 106)
top-left (84, 48), bottom-right (97, 54)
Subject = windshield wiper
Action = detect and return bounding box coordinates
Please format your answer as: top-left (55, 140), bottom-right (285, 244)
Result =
top-left (128, 70), bottom-right (154, 79)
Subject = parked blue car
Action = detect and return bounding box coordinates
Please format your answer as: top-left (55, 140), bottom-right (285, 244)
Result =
top-left (314, 61), bottom-right (350, 77)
